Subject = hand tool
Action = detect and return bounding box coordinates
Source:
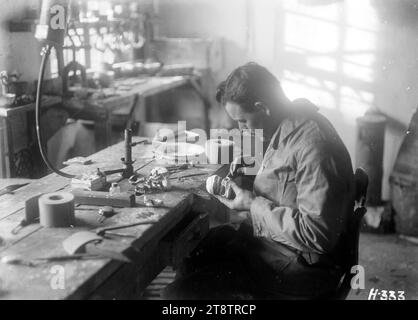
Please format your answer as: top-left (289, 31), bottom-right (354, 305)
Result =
top-left (1, 253), bottom-right (103, 267)
top-left (71, 189), bottom-right (136, 207)
top-left (143, 197), bottom-right (164, 208)
top-left (226, 155), bottom-right (256, 179)
top-left (95, 220), bottom-right (158, 237)
top-left (100, 231), bottom-right (137, 238)
top-left (169, 172), bottom-right (207, 181)
top-left (34, 253), bottom-right (102, 262)
top-left (1, 255), bottom-right (36, 267)
top-left (0, 183), bottom-right (29, 197)
top-left (128, 174), bottom-right (145, 185)
top-left (71, 171), bottom-right (106, 191)
top-left (165, 163), bottom-right (201, 174)
top-left (11, 217), bottom-right (40, 235)
top-left (166, 163), bottom-right (190, 172)
top-left (97, 206), bottom-right (115, 223)
top-left (135, 158), bottom-right (156, 173)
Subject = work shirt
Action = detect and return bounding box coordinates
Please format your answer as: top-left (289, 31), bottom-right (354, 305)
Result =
top-left (250, 99), bottom-right (355, 256)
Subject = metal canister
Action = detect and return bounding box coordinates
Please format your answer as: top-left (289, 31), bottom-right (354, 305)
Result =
top-left (355, 114), bottom-right (386, 206)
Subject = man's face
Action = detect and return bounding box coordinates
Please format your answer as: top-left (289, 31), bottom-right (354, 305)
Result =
top-left (225, 101), bottom-right (267, 131)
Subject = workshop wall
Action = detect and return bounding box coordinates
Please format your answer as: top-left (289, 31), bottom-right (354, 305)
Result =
top-left (1, 0), bottom-right (416, 199)
top-left (156, 0), bottom-right (250, 129)
top-left (157, 0), bottom-right (250, 81)
top-left (157, 0), bottom-right (418, 200)
top-left (0, 0), bottom-right (41, 82)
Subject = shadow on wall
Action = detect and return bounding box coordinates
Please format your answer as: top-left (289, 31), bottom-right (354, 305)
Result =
top-left (247, 0), bottom-right (418, 200)
top-left (212, 39), bottom-right (250, 129)
top-left (269, 0), bottom-right (379, 157)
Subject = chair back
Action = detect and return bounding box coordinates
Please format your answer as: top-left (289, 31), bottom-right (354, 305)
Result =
top-left (335, 167), bottom-right (368, 299)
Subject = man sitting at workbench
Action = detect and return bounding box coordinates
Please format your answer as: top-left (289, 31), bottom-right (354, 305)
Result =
top-left (163, 62), bottom-right (355, 300)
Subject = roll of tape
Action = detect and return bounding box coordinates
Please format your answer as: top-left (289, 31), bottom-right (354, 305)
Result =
top-left (38, 192), bottom-right (75, 228)
top-left (205, 139), bottom-right (234, 165)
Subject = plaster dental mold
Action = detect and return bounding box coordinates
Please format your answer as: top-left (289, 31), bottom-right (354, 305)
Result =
top-left (206, 175), bottom-right (235, 199)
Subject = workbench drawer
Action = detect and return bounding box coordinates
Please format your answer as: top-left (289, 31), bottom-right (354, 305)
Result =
top-left (162, 212), bottom-right (210, 267)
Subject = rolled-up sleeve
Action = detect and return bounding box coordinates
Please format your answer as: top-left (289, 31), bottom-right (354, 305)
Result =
top-left (250, 140), bottom-right (349, 254)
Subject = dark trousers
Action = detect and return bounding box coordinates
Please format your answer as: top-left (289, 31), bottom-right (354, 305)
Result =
top-left (163, 224), bottom-right (343, 300)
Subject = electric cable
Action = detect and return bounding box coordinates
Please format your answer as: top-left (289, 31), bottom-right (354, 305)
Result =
top-left (35, 44), bottom-right (75, 179)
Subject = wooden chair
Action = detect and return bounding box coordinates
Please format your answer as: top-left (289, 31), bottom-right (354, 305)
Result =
top-left (332, 168), bottom-right (368, 299)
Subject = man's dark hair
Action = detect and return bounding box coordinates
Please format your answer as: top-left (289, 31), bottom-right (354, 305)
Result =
top-left (216, 62), bottom-right (280, 112)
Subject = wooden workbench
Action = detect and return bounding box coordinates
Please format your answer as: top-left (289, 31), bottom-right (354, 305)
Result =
top-left (0, 138), bottom-right (227, 300)
top-left (0, 96), bottom-right (62, 178)
top-left (65, 75), bottom-right (211, 151)
top-left (0, 75), bottom-right (211, 179)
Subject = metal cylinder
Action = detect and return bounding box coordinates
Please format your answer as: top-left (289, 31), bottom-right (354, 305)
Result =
top-left (355, 114), bottom-right (386, 206)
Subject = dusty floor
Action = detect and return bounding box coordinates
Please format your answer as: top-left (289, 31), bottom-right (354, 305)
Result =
top-left (144, 232), bottom-right (418, 300)
top-left (347, 233), bottom-right (418, 300)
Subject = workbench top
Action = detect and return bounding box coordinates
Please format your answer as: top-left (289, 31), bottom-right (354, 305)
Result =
top-left (0, 75), bottom-right (197, 118)
top-left (0, 96), bottom-right (62, 118)
top-left (0, 138), bottom-right (226, 300)
top-left (66, 75), bottom-right (197, 107)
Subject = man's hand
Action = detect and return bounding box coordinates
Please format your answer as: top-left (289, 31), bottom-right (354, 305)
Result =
top-left (229, 155), bottom-right (256, 177)
top-left (214, 180), bottom-right (255, 211)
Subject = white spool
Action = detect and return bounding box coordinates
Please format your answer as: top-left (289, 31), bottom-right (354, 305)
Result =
top-left (38, 192), bottom-right (75, 228)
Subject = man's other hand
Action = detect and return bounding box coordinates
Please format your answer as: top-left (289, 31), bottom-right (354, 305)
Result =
top-left (214, 180), bottom-right (255, 211)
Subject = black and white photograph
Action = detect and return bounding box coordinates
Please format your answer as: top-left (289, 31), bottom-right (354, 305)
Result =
top-left (0, 0), bottom-right (417, 306)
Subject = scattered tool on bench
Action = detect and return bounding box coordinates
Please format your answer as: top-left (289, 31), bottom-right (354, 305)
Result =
top-left (1, 253), bottom-right (104, 267)
top-left (226, 155), bottom-right (256, 179)
top-left (166, 163), bottom-right (197, 174)
top-left (71, 189), bottom-right (136, 207)
top-left (166, 163), bottom-right (190, 172)
top-left (1, 255), bottom-right (35, 267)
top-left (143, 196), bottom-right (164, 207)
top-left (134, 158), bottom-right (156, 174)
top-left (134, 167), bottom-right (171, 195)
top-left (95, 220), bottom-right (158, 237)
top-left (169, 172), bottom-right (208, 181)
top-left (97, 206), bottom-right (116, 223)
top-left (71, 170), bottom-right (106, 191)
top-left (128, 174), bottom-right (145, 185)
top-left (0, 183), bottom-right (29, 197)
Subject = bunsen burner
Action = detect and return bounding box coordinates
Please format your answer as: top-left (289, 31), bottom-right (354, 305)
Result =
top-left (356, 113), bottom-right (386, 206)
top-left (390, 108), bottom-right (418, 236)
